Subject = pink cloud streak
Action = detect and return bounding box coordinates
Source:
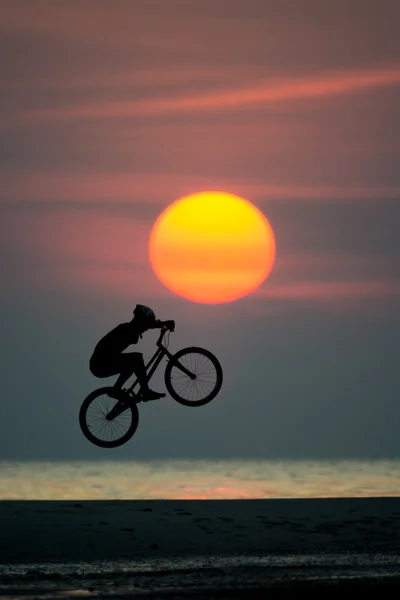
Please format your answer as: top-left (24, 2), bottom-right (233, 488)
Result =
top-left (256, 280), bottom-right (400, 301)
top-left (19, 65), bottom-right (400, 122)
top-left (2, 172), bottom-right (399, 205)
top-left (2, 201), bottom-right (398, 306)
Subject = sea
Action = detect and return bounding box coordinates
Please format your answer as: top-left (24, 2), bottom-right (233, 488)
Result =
top-left (0, 458), bottom-right (399, 499)
top-left (1, 459), bottom-right (400, 597)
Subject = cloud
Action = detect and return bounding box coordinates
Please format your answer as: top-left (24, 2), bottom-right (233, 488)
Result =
top-left (16, 65), bottom-right (400, 122)
top-left (1, 208), bottom-right (165, 297)
top-left (256, 280), bottom-right (400, 301)
top-left (3, 202), bottom-right (398, 307)
top-left (2, 172), bottom-right (400, 207)
top-left (0, 65), bottom-right (228, 91)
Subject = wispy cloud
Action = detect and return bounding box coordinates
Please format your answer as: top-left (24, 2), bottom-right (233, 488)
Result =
top-left (0, 66), bottom-right (227, 91)
top-left (17, 65), bottom-right (400, 122)
top-left (256, 280), bottom-right (400, 301)
top-left (2, 172), bottom-right (400, 206)
top-left (1, 208), bottom-right (166, 297)
top-left (3, 202), bottom-right (398, 306)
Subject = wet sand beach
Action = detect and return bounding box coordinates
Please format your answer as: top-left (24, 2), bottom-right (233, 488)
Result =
top-left (1, 498), bottom-right (400, 596)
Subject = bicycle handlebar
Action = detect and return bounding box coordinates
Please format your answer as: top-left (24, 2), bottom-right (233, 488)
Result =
top-left (156, 325), bottom-right (174, 346)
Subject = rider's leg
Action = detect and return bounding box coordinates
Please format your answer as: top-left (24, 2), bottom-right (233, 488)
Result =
top-left (130, 354), bottom-right (165, 398)
top-left (114, 354), bottom-right (165, 399)
top-left (114, 367), bottom-right (135, 390)
top-left (114, 353), bottom-right (149, 392)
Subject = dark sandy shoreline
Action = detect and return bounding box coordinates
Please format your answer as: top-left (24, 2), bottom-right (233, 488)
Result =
top-left (1, 497), bottom-right (400, 563)
top-left (1, 498), bottom-right (400, 596)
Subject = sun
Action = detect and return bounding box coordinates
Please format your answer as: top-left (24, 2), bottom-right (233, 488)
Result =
top-left (148, 191), bottom-right (276, 304)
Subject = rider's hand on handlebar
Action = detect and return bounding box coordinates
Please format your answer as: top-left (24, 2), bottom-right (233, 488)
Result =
top-left (163, 320), bottom-right (175, 331)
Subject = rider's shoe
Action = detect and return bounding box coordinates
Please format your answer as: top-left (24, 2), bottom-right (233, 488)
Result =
top-left (140, 389), bottom-right (166, 402)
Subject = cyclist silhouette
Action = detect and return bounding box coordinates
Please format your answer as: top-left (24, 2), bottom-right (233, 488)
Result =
top-left (90, 304), bottom-right (175, 401)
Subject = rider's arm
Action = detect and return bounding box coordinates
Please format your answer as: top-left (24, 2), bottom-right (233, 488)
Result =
top-left (148, 319), bottom-right (163, 329)
top-left (149, 319), bottom-right (175, 330)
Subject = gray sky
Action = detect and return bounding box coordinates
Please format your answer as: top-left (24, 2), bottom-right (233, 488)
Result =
top-left (1, 0), bottom-right (399, 460)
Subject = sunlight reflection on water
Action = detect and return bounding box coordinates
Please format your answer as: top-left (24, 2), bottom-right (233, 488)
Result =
top-left (0, 459), bottom-right (399, 500)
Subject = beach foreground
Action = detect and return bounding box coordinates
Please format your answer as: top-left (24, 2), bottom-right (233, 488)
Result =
top-left (1, 498), bottom-right (400, 597)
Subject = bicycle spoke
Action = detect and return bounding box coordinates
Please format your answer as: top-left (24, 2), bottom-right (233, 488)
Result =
top-left (170, 350), bottom-right (219, 404)
top-left (85, 393), bottom-right (132, 442)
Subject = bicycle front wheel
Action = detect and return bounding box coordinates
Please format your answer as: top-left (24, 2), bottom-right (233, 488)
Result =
top-left (165, 347), bottom-right (223, 407)
top-left (79, 387), bottom-right (139, 448)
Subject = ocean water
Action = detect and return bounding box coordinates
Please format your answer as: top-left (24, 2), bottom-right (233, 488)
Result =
top-left (0, 459), bottom-right (399, 499)
top-left (3, 553), bottom-right (400, 597)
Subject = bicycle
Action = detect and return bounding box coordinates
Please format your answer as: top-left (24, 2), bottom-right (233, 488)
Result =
top-left (79, 326), bottom-right (223, 448)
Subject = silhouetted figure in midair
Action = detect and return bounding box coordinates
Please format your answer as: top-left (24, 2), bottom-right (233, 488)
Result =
top-left (90, 304), bottom-right (175, 400)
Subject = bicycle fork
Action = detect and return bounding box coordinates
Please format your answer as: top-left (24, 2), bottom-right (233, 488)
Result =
top-left (169, 357), bottom-right (197, 380)
top-left (105, 353), bottom-right (196, 422)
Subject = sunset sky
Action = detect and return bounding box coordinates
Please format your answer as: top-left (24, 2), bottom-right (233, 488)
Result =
top-left (1, 0), bottom-right (399, 460)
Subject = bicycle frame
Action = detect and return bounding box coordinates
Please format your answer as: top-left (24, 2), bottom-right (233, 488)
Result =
top-left (126, 327), bottom-right (194, 397)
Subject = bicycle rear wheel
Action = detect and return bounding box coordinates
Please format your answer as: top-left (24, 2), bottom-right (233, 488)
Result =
top-left (165, 347), bottom-right (223, 407)
top-left (79, 387), bottom-right (139, 448)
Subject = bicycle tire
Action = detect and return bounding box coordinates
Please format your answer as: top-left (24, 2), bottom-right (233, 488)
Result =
top-left (165, 347), bottom-right (223, 407)
top-left (79, 386), bottom-right (139, 448)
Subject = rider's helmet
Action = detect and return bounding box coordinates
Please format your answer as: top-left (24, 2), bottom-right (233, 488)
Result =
top-left (133, 304), bottom-right (156, 325)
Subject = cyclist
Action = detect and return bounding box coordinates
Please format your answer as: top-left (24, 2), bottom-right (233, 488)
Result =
top-left (90, 304), bottom-right (175, 400)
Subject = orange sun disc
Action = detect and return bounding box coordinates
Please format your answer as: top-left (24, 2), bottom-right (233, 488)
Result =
top-left (149, 191), bottom-right (276, 304)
